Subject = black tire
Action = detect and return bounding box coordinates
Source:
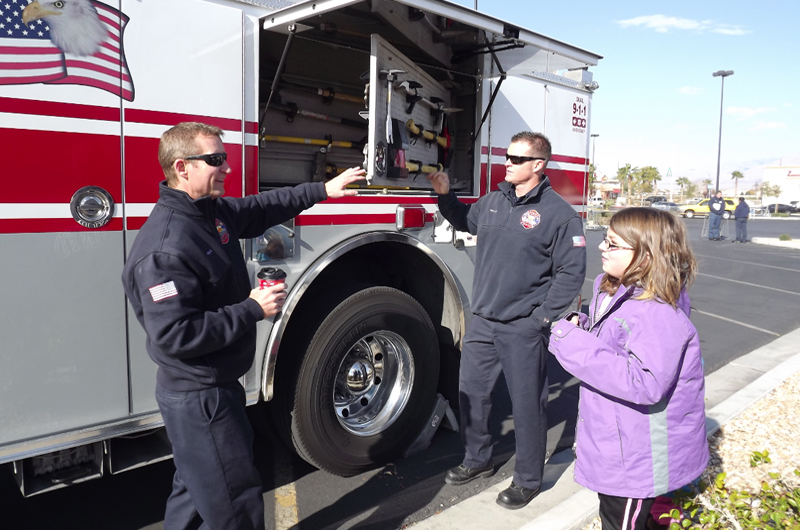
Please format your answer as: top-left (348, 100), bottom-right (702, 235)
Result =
top-left (283, 286), bottom-right (439, 476)
top-left (722, 211), bottom-right (731, 220)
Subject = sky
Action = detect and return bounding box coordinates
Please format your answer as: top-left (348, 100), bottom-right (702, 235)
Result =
top-left (449, 0), bottom-right (800, 194)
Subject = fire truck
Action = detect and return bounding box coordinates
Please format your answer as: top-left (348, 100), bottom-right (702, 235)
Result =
top-left (0, 0), bottom-right (600, 496)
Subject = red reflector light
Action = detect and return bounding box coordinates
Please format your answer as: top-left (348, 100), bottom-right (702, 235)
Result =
top-left (396, 205), bottom-right (426, 229)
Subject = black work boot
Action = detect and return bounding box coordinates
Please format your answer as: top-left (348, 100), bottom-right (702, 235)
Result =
top-left (444, 461), bottom-right (494, 485)
top-left (496, 481), bottom-right (540, 509)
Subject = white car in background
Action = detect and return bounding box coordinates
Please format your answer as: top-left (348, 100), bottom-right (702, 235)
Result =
top-left (651, 201), bottom-right (680, 212)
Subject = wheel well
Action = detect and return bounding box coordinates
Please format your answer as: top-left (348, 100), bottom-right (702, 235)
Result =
top-left (274, 240), bottom-right (463, 401)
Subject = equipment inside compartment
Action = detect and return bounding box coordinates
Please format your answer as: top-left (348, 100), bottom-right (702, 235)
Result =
top-left (258, 0), bottom-right (489, 194)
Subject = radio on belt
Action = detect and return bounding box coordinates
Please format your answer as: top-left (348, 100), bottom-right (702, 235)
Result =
top-left (257, 267), bottom-right (287, 289)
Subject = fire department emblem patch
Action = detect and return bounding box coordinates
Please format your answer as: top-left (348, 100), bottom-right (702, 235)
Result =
top-left (520, 210), bottom-right (541, 229)
top-left (216, 219), bottom-right (230, 244)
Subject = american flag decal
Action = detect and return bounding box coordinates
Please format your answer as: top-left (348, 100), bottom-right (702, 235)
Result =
top-left (0, 0), bottom-right (135, 101)
top-left (149, 281), bottom-right (178, 303)
top-left (572, 236), bottom-right (586, 247)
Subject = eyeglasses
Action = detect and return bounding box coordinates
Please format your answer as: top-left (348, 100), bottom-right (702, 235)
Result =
top-left (185, 152), bottom-right (227, 167)
top-left (505, 154), bottom-right (545, 165)
top-left (601, 237), bottom-right (634, 252)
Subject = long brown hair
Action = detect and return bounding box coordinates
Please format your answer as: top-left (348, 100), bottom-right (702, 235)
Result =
top-left (600, 208), bottom-right (697, 306)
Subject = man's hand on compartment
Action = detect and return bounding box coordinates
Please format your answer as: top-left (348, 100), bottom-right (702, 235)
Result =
top-left (325, 167), bottom-right (367, 198)
top-left (427, 171), bottom-right (450, 195)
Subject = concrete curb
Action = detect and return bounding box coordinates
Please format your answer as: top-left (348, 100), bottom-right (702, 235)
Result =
top-left (411, 328), bottom-right (800, 530)
top-left (751, 237), bottom-right (800, 249)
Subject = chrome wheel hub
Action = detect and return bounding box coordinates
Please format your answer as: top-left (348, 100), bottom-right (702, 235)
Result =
top-left (334, 331), bottom-right (414, 436)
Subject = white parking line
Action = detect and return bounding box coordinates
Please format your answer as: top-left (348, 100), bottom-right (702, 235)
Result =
top-left (696, 273), bottom-right (800, 296)
top-left (694, 254), bottom-right (800, 273)
top-left (691, 308), bottom-right (780, 336)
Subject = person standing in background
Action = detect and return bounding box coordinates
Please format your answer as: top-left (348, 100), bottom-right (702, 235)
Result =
top-left (734, 197), bottom-right (750, 243)
top-left (708, 191), bottom-right (725, 240)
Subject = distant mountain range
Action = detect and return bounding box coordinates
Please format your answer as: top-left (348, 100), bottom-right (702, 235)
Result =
top-left (680, 154), bottom-right (800, 194)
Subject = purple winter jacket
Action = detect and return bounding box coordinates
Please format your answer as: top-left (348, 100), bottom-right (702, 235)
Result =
top-left (548, 274), bottom-right (708, 498)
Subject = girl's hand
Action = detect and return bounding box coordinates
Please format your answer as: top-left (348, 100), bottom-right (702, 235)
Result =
top-left (569, 315), bottom-right (580, 325)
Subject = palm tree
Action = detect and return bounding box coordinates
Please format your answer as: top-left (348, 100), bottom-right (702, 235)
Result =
top-left (702, 179), bottom-right (712, 198)
top-left (731, 170), bottom-right (744, 197)
top-left (616, 164), bottom-right (633, 202)
top-left (676, 177), bottom-right (690, 203)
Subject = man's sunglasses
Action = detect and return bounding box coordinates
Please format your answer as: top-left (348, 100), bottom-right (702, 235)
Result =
top-left (185, 153), bottom-right (227, 167)
top-left (505, 154), bottom-right (545, 165)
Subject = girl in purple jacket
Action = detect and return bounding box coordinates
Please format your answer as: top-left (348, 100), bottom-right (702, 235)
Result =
top-left (549, 208), bottom-right (708, 530)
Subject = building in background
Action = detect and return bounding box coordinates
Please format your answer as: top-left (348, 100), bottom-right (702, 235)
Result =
top-left (761, 165), bottom-right (800, 205)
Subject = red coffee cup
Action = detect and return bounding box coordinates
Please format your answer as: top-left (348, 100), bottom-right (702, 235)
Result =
top-left (257, 267), bottom-right (287, 290)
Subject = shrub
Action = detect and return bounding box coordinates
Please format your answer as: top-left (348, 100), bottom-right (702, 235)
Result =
top-left (779, 234), bottom-right (793, 241)
top-left (664, 451), bottom-right (800, 530)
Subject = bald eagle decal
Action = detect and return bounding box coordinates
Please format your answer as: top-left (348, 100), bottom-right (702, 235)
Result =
top-left (0, 0), bottom-right (135, 101)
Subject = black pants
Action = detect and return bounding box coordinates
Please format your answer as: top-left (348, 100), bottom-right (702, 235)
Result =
top-left (735, 218), bottom-right (747, 242)
top-left (598, 493), bottom-right (655, 530)
top-left (156, 382), bottom-right (264, 530)
top-left (458, 314), bottom-right (549, 490)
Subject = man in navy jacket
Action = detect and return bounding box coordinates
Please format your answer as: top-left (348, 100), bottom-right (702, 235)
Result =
top-left (708, 191), bottom-right (726, 240)
top-left (122, 122), bottom-right (364, 530)
top-left (734, 196), bottom-right (750, 243)
top-left (427, 132), bottom-right (586, 509)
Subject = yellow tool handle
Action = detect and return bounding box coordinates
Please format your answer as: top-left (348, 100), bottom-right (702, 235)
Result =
top-left (406, 119), bottom-right (422, 135)
top-left (406, 161), bottom-right (443, 173)
top-left (405, 120), bottom-right (447, 147)
top-left (262, 135), bottom-right (355, 148)
top-left (317, 88), bottom-right (364, 105)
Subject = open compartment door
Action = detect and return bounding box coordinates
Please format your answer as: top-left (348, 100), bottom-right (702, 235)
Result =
top-left (366, 35), bottom-right (453, 186)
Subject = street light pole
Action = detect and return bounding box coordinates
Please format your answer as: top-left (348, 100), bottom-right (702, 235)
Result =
top-left (712, 70), bottom-right (733, 194)
top-left (589, 134), bottom-right (599, 200)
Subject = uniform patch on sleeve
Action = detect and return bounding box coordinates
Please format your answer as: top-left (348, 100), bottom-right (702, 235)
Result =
top-left (149, 281), bottom-right (178, 302)
top-left (572, 236), bottom-right (586, 247)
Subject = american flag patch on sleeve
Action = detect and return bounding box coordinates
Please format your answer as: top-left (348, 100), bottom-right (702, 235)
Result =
top-left (572, 236), bottom-right (586, 247)
top-left (149, 281), bottom-right (178, 302)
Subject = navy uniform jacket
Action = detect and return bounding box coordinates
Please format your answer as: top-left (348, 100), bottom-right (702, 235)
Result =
top-left (735, 201), bottom-right (750, 219)
top-left (709, 196), bottom-right (726, 215)
top-left (438, 176), bottom-right (586, 328)
top-left (121, 181), bottom-right (327, 391)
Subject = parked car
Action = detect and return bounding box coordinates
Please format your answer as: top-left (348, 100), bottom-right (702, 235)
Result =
top-left (677, 198), bottom-right (736, 219)
top-left (651, 201), bottom-right (679, 212)
top-left (644, 195), bottom-right (667, 204)
top-left (766, 203), bottom-right (798, 214)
